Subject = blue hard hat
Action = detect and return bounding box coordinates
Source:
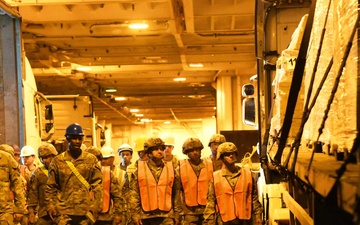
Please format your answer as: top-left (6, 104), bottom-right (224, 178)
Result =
top-left (65, 123), bottom-right (84, 136)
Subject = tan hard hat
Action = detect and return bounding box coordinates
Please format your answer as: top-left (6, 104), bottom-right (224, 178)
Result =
top-left (163, 136), bottom-right (175, 146)
top-left (101, 146), bottom-right (115, 158)
top-left (118, 143), bottom-right (133, 154)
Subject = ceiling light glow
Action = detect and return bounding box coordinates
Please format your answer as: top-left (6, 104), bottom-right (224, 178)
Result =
top-left (130, 109), bottom-right (139, 113)
top-left (173, 77), bottom-right (186, 82)
top-left (189, 63), bottom-right (203, 68)
top-left (135, 114), bottom-right (144, 117)
top-left (114, 97), bottom-right (126, 101)
top-left (76, 67), bottom-right (91, 71)
top-left (105, 88), bottom-right (117, 93)
top-left (128, 23), bottom-right (149, 29)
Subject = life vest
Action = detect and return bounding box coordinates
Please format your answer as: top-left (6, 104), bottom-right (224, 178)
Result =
top-left (213, 167), bottom-right (253, 222)
top-left (179, 159), bottom-right (213, 206)
top-left (137, 161), bottom-right (174, 212)
top-left (101, 166), bottom-right (111, 213)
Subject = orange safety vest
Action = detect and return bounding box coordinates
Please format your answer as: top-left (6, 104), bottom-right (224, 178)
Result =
top-left (179, 159), bottom-right (213, 207)
top-left (138, 161), bottom-right (174, 212)
top-left (213, 167), bottom-right (253, 222)
top-left (101, 166), bottom-right (111, 213)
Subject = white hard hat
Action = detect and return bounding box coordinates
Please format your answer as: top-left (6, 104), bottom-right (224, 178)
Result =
top-left (20, 145), bottom-right (36, 157)
top-left (163, 136), bottom-right (175, 146)
top-left (118, 143), bottom-right (133, 153)
top-left (101, 146), bottom-right (115, 158)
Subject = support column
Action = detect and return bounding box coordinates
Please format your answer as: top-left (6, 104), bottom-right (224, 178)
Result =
top-left (0, 13), bottom-right (22, 146)
top-left (216, 76), bottom-right (233, 131)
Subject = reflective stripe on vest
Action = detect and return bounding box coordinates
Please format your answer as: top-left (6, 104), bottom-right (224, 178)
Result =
top-left (138, 161), bottom-right (174, 212)
top-left (179, 159), bottom-right (213, 206)
top-left (213, 167), bottom-right (252, 222)
top-left (101, 166), bottom-right (111, 213)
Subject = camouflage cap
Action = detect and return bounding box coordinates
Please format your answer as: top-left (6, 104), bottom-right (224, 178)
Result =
top-left (85, 146), bottom-right (103, 161)
top-left (38, 143), bottom-right (58, 158)
top-left (182, 137), bottom-right (204, 154)
top-left (208, 134), bottom-right (226, 147)
top-left (144, 137), bottom-right (165, 153)
top-left (216, 142), bottom-right (237, 160)
top-left (0, 144), bottom-right (15, 157)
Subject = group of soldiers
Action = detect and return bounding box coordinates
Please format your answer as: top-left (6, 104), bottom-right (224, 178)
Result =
top-left (0, 123), bottom-right (263, 225)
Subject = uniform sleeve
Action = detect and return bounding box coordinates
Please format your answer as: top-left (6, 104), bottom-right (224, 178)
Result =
top-left (90, 162), bottom-right (104, 212)
top-left (45, 158), bottom-right (59, 209)
top-left (252, 177), bottom-right (263, 219)
top-left (202, 179), bottom-right (216, 224)
top-left (172, 169), bottom-right (183, 220)
top-left (27, 170), bottom-right (39, 213)
top-left (128, 169), bottom-right (141, 221)
top-left (10, 158), bottom-right (26, 214)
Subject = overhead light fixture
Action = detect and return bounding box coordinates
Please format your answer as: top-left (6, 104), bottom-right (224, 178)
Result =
top-left (173, 77), bottom-right (186, 82)
top-left (140, 118), bottom-right (152, 122)
top-left (128, 23), bottom-right (149, 30)
top-left (164, 121), bottom-right (171, 124)
top-left (135, 114), bottom-right (144, 117)
top-left (189, 63), bottom-right (203, 68)
top-left (114, 96), bottom-right (126, 101)
top-left (130, 109), bottom-right (139, 113)
top-left (105, 88), bottom-right (117, 93)
top-left (76, 67), bottom-right (91, 71)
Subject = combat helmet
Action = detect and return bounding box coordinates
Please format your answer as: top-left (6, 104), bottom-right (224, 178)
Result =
top-left (85, 146), bottom-right (103, 161)
top-left (208, 134), bottom-right (226, 147)
top-left (144, 137), bottom-right (165, 153)
top-left (216, 142), bottom-right (238, 160)
top-left (38, 143), bottom-right (58, 158)
top-left (182, 137), bottom-right (204, 154)
top-left (0, 144), bottom-right (15, 157)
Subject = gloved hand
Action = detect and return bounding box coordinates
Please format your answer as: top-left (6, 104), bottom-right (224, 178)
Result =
top-left (48, 205), bottom-right (57, 220)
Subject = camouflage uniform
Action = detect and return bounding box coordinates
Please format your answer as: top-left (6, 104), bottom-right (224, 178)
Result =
top-left (45, 150), bottom-right (103, 225)
top-left (127, 160), bottom-right (183, 225)
top-left (28, 165), bottom-right (55, 225)
top-left (0, 150), bottom-right (26, 225)
top-left (203, 142), bottom-right (262, 225)
top-left (95, 168), bottom-right (124, 225)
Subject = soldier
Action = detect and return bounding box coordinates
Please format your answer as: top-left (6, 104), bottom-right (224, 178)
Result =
top-left (207, 134), bottom-right (226, 171)
top-left (132, 137), bottom-right (148, 162)
top-left (178, 138), bottom-right (213, 225)
top-left (28, 143), bottom-right (58, 225)
top-left (163, 136), bottom-right (179, 167)
top-left (20, 145), bottom-right (37, 174)
top-left (117, 144), bottom-right (133, 171)
top-left (203, 142), bottom-right (263, 225)
top-left (0, 146), bottom-right (26, 224)
top-left (0, 144), bottom-right (15, 157)
top-left (128, 137), bottom-right (182, 225)
top-left (12, 145), bottom-right (21, 164)
top-left (85, 146), bottom-right (123, 225)
top-left (45, 123), bottom-right (103, 225)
